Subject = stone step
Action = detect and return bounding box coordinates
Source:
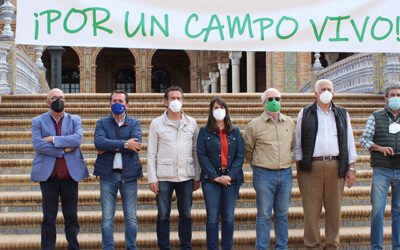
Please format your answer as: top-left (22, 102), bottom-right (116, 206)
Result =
top-left (0, 101), bottom-right (385, 109)
top-left (0, 186), bottom-right (379, 211)
top-left (0, 93), bottom-right (384, 104)
top-left (0, 117), bottom-right (370, 130)
top-left (0, 226), bottom-right (392, 249)
top-left (0, 142), bottom-right (369, 156)
top-left (0, 128), bottom-right (369, 143)
top-left (0, 169), bottom-right (376, 192)
top-left (0, 155), bottom-right (373, 172)
top-left (0, 205), bottom-right (390, 234)
top-left (0, 107), bottom-right (383, 118)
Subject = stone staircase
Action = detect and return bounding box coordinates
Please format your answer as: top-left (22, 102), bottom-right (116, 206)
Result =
top-left (0, 93), bottom-right (394, 249)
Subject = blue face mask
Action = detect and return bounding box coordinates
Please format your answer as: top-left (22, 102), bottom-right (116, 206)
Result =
top-left (111, 102), bottom-right (126, 115)
top-left (388, 97), bottom-right (400, 111)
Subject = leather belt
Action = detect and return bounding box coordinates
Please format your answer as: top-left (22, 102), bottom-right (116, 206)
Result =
top-left (112, 169), bottom-right (123, 173)
top-left (312, 156), bottom-right (338, 161)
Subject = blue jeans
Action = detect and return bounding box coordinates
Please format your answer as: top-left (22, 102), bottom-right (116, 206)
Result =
top-left (40, 178), bottom-right (80, 250)
top-left (202, 181), bottom-right (239, 250)
top-left (253, 167), bottom-right (293, 250)
top-left (100, 171), bottom-right (138, 250)
top-left (371, 168), bottom-right (400, 250)
top-left (156, 180), bottom-right (194, 250)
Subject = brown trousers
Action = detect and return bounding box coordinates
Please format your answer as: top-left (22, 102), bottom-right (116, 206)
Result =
top-left (297, 160), bottom-right (345, 249)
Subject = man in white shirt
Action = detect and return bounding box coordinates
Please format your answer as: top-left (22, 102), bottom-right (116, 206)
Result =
top-left (293, 79), bottom-right (357, 249)
top-left (147, 86), bottom-right (200, 250)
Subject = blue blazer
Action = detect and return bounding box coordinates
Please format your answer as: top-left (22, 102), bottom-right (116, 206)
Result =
top-left (31, 111), bottom-right (89, 182)
top-left (197, 126), bottom-right (244, 185)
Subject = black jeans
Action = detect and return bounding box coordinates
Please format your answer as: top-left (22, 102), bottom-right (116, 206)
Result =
top-left (40, 178), bottom-right (80, 250)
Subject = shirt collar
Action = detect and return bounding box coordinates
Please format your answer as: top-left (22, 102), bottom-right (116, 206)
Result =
top-left (50, 112), bottom-right (64, 124)
top-left (316, 103), bottom-right (332, 114)
top-left (262, 111), bottom-right (284, 122)
top-left (113, 113), bottom-right (126, 127)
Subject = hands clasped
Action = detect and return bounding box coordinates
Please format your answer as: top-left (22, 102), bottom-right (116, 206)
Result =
top-left (214, 175), bottom-right (232, 186)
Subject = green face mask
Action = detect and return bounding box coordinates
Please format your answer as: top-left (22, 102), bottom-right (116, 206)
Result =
top-left (265, 100), bottom-right (280, 112)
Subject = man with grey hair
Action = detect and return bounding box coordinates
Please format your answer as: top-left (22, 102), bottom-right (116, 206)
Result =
top-left (360, 84), bottom-right (400, 249)
top-left (293, 79), bottom-right (357, 249)
top-left (244, 88), bottom-right (295, 249)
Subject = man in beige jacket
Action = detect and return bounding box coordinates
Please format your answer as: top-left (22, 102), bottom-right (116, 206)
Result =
top-left (147, 86), bottom-right (200, 250)
top-left (244, 88), bottom-right (295, 250)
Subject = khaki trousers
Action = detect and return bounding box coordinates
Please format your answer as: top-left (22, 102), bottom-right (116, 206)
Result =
top-left (297, 160), bottom-right (345, 249)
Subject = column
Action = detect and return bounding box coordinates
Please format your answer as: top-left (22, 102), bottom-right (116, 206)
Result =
top-left (229, 51), bottom-right (242, 93)
top-left (246, 51), bottom-right (256, 92)
top-left (311, 52), bottom-right (323, 92)
top-left (48, 46), bottom-right (65, 89)
top-left (218, 63), bottom-right (229, 93)
top-left (209, 71), bottom-right (219, 93)
top-left (189, 66), bottom-right (198, 93)
top-left (0, 43), bottom-right (10, 94)
top-left (34, 46), bottom-right (44, 69)
top-left (201, 80), bottom-right (211, 93)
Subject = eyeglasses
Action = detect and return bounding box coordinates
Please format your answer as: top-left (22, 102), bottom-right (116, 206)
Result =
top-left (267, 97), bottom-right (280, 102)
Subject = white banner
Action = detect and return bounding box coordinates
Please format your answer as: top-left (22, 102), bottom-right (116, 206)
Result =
top-left (15, 0), bottom-right (400, 52)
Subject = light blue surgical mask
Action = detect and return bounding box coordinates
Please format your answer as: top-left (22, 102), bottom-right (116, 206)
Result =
top-left (388, 97), bottom-right (400, 111)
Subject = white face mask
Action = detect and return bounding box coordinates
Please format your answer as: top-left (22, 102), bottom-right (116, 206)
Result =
top-left (319, 90), bottom-right (333, 104)
top-left (213, 108), bottom-right (226, 121)
top-left (169, 99), bottom-right (182, 113)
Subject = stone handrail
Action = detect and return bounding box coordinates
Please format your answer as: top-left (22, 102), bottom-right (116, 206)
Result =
top-left (299, 53), bottom-right (376, 93)
top-left (16, 48), bottom-right (49, 94)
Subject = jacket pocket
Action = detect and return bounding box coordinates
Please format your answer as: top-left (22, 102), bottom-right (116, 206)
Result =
top-left (156, 158), bottom-right (177, 178)
top-left (185, 158), bottom-right (195, 177)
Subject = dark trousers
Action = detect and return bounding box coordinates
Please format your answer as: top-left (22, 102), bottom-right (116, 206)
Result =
top-left (40, 178), bottom-right (80, 250)
top-left (156, 180), bottom-right (194, 250)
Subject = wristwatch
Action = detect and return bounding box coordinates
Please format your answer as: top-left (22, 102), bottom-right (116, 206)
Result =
top-left (124, 141), bottom-right (129, 149)
top-left (349, 167), bottom-right (356, 172)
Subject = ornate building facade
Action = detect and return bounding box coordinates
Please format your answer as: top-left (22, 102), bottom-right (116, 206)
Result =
top-left (2, 0), bottom-right (400, 94)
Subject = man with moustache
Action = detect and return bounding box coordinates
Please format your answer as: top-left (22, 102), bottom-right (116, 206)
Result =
top-left (147, 86), bottom-right (200, 250)
top-left (31, 88), bottom-right (89, 250)
top-left (293, 79), bottom-right (357, 249)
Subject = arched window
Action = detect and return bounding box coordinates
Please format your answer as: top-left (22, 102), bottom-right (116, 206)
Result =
top-left (151, 69), bottom-right (170, 93)
top-left (62, 69), bottom-right (80, 93)
top-left (116, 69), bottom-right (135, 93)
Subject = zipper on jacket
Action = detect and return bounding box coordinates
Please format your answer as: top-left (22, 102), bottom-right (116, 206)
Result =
top-left (116, 123), bottom-right (126, 183)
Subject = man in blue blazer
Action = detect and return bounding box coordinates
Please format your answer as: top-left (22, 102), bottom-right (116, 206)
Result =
top-left (31, 88), bottom-right (89, 250)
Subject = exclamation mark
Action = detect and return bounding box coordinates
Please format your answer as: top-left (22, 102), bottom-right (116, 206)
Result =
top-left (397, 16), bottom-right (400, 42)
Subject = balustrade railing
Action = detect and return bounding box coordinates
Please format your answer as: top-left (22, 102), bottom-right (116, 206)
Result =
top-left (299, 53), bottom-right (400, 93)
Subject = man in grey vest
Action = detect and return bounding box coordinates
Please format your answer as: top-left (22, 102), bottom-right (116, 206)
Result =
top-left (293, 79), bottom-right (357, 249)
top-left (360, 84), bottom-right (400, 250)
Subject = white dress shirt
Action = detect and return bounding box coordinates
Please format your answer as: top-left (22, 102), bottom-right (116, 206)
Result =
top-left (293, 104), bottom-right (357, 164)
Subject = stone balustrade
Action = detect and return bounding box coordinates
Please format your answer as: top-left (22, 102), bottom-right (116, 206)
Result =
top-left (299, 53), bottom-right (400, 93)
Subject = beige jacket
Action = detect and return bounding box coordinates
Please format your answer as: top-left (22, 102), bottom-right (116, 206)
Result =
top-left (147, 111), bottom-right (200, 183)
top-left (244, 112), bottom-right (295, 169)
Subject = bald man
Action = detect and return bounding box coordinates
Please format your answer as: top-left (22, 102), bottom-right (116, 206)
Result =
top-left (31, 88), bottom-right (89, 250)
